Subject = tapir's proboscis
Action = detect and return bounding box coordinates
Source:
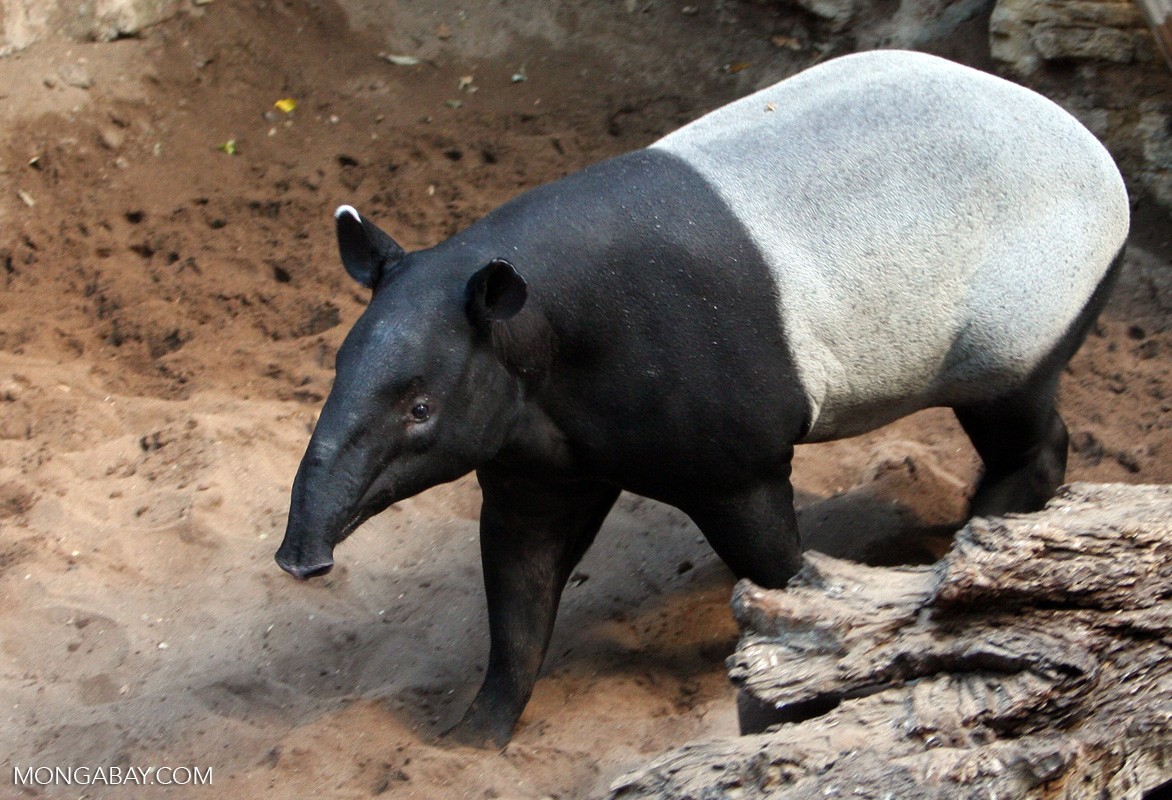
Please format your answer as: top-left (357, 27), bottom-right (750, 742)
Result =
top-left (275, 51), bottom-right (1129, 746)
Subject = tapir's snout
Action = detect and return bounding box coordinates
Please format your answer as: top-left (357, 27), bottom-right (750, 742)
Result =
top-left (275, 553), bottom-right (334, 580)
top-left (274, 533), bottom-right (336, 581)
top-left (277, 435), bottom-right (353, 581)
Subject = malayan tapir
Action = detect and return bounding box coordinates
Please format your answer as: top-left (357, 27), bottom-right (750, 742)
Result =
top-left (276, 50), bottom-right (1129, 746)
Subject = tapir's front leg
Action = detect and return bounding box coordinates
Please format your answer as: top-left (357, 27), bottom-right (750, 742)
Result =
top-left (684, 468), bottom-right (803, 589)
top-left (445, 468), bottom-right (620, 748)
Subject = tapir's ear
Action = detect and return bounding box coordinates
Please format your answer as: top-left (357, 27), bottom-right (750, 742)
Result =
top-left (466, 259), bottom-right (528, 326)
top-left (335, 205), bottom-right (406, 288)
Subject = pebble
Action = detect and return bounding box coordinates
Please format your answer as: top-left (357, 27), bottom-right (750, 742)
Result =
top-left (99, 127), bottom-right (125, 150)
top-left (0, 380), bottom-right (22, 401)
top-left (58, 63), bottom-right (93, 90)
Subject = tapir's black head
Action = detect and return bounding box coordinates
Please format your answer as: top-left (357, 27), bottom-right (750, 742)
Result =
top-left (275, 206), bottom-right (529, 579)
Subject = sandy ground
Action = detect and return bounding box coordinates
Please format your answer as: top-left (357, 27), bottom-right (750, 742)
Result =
top-left (0, 2), bottom-right (1169, 798)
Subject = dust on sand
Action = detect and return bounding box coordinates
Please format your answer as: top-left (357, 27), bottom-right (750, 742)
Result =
top-left (0, 2), bottom-right (1168, 798)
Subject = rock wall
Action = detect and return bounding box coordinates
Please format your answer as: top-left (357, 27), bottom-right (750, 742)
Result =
top-left (0, 0), bottom-right (191, 56)
top-left (990, 0), bottom-right (1154, 74)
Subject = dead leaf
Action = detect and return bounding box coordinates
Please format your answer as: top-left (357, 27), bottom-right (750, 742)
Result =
top-left (274, 98), bottom-right (297, 113)
top-left (436, 23), bottom-right (452, 40)
top-left (726, 62), bottom-right (751, 74)
top-left (770, 34), bottom-right (804, 51)
top-left (17, 189), bottom-right (35, 208)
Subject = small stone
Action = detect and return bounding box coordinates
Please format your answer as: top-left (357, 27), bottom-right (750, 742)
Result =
top-left (99, 128), bottom-right (125, 150)
top-left (58, 63), bottom-right (93, 89)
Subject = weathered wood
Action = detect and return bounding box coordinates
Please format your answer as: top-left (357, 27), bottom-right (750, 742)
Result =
top-left (1136, 0), bottom-right (1172, 71)
top-left (609, 483), bottom-right (1172, 799)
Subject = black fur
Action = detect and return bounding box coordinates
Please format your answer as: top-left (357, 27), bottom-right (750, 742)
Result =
top-left (468, 150), bottom-right (812, 499)
top-left (336, 207), bottom-right (406, 288)
top-left (279, 149), bottom-right (813, 746)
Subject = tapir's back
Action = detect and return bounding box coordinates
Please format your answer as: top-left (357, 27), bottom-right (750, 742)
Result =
top-left (651, 50), bottom-right (1129, 440)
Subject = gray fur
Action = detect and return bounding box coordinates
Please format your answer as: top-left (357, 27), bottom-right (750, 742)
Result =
top-left (652, 50), bottom-right (1129, 440)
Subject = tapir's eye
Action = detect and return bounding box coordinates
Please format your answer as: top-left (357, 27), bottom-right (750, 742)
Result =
top-left (409, 402), bottom-right (431, 423)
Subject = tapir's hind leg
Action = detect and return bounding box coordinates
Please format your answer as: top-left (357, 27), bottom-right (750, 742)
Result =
top-left (445, 469), bottom-right (620, 748)
top-left (954, 381), bottom-right (1068, 518)
top-left (954, 247), bottom-right (1124, 518)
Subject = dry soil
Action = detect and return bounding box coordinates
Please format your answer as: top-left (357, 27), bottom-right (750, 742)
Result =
top-left (0, 2), bottom-right (1168, 798)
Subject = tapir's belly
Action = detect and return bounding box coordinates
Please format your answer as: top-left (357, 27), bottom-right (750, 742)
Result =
top-left (652, 51), bottom-right (1128, 441)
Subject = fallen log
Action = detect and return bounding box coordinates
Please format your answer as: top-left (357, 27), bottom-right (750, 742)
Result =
top-left (610, 483), bottom-right (1172, 799)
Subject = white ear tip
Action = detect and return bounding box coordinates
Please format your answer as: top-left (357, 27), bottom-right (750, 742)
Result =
top-left (335, 204), bottom-right (361, 222)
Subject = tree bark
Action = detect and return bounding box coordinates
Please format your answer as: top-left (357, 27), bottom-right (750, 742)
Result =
top-left (609, 483), bottom-right (1172, 800)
